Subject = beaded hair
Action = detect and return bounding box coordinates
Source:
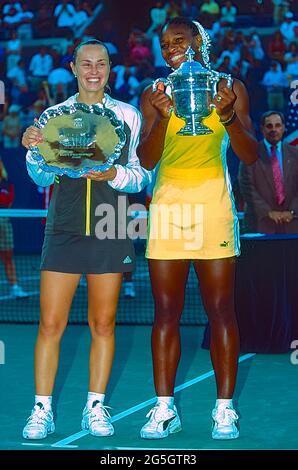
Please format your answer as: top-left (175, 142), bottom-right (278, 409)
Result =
top-left (192, 20), bottom-right (212, 69)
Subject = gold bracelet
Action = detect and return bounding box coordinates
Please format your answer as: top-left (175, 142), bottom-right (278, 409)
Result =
top-left (219, 110), bottom-right (236, 126)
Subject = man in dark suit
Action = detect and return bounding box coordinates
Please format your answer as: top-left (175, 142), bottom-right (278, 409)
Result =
top-left (239, 110), bottom-right (298, 234)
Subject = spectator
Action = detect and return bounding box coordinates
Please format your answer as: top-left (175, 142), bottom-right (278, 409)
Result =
top-left (5, 29), bottom-right (21, 72)
top-left (33, 4), bottom-right (55, 38)
top-left (272, 0), bottom-right (291, 25)
top-left (150, 25), bottom-right (168, 78)
top-left (0, 159), bottom-right (29, 298)
top-left (28, 46), bottom-right (54, 91)
top-left (165, 0), bottom-right (181, 18)
top-left (200, 0), bottom-right (220, 20)
top-left (19, 105), bottom-right (36, 133)
top-left (2, 1), bottom-right (22, 16)
top-left (247, 31), bottom-right (265, 63)
top-left (147, 1), bottom-right (167, 38)
top-left (130, 41), bottom-right (152, 66)
top-left (181, 0), bottom-right (199, 19)
top-left (17, 3), bottom-right (34, 40)
top-left (0, 100), bottom-right (9, 146)
top-left (261, 61), bottom-right (288, 111)
top-left (2, 104), bottom-right (21, 148)
top-left (7, 59), bottom-right (28, 105)
top-left (284, 41), bottom-right (298, 79)
top-left (54, 0), bottom-right (76, 29)
top-left (217, 42), bottom-right (240, 70)
top-left (112, 61), bottom-right (140, 104)
top-left (220, 1), bottom-right (237, 27)
top-left (72, 2), bottom-right (89, 33)
top-left (280, 11), bottom-right (298, 46)
top-left (239, 111), bottom-right (298, 234)
top-left (267, 30), bottom-right (287, 62)
top-left (3, 6), bottom-right (21, 38)
top-left (47, 63), bottom-right (75, 104)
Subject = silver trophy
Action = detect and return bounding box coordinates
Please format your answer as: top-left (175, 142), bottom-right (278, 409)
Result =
top-left (153, 47), bottom-right (233, 136)
top-left (30, 102), bottom-right (126, 178)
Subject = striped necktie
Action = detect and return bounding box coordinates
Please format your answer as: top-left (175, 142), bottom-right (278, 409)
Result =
top-left (270, 145), bottom-right (285, 205)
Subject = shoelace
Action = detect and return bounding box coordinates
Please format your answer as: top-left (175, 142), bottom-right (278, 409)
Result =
top-left (213, 407), bottom-right (238, 425)
top-left (146, 403), bottom-right (173, 423)
top-left (27, 406), bottom-right (51, 426)
top-left (88, 403), bottom-right (112, 424)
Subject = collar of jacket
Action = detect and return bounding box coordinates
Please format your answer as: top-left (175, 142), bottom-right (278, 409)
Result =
top-left (71, 93), bottom-right (117, 109)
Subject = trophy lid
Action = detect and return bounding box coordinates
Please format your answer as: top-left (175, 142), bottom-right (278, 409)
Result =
top-left (169, 47), bottom-right (209, 77)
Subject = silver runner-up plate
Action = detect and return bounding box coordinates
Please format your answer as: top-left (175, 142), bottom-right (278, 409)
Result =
top-left (30, 102), bottom-right (126, 178)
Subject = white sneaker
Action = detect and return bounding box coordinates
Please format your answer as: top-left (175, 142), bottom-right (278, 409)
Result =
top-left (23, 403), bottom-right (55, 439)
top-left (212, 405), bottom-right (239, 439)
top-left (140, 402), bottom-right (182, 439)
top-left (10, 284), bottom-right (29, 298)
top-left (124, 281), bottom-right (136, 298)
top-left (81, 400), bottom-right (114, 437)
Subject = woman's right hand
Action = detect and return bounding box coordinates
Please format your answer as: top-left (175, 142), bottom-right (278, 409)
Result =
top-left (149, 82), bottom-right (173, 120)
top-left (22, 124), bottom-right (43, 149)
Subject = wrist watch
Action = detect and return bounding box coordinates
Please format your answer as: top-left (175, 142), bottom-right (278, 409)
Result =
top-left (290, 210), bottom-right (297, 218)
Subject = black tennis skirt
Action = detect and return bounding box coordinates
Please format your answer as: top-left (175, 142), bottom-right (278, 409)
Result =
top-left (40, 231), bottom-right (135, 274)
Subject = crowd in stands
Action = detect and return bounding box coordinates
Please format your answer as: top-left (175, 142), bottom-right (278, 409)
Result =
top-left (0, 1), bottom-right (297, 178)
top-left (0, 0), bottom-right (297, 149)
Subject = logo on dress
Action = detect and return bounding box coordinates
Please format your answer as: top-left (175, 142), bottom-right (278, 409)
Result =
top-left (123, 256), bottom-right (132, 264)
top-left (220, 241), bottom-right (230, 247)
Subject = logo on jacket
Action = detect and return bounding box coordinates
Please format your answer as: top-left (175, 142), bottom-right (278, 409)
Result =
top-left (123, 256), bottom-right (132, 264)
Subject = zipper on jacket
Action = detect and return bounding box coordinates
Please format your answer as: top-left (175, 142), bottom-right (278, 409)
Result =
top-left (85, 178), bottom-right (91, 236)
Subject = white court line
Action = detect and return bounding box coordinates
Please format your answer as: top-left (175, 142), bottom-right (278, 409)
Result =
top-left (51, 353), bottom-right (255, 448)
top-left (22, 443), bottom-right (46, 446)
top-left (22, 442), bottom-right (78, 448)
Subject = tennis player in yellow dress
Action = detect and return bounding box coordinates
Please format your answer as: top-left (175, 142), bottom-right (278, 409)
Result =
top-left (137, 17), bottom-right (258, 440)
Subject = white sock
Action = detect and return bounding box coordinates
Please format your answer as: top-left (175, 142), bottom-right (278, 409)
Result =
top-left (35, 395), bottom-right (52, 410)
top-left (156, 396), bottom-right (174, 408)
top-left (215, 398), bottom-right (233, 409)
top-left (87, 392), bottom-right (105, 408)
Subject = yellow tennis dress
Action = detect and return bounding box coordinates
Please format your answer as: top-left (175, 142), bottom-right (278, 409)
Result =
top-left (146, 109), bottom-right (240, 260)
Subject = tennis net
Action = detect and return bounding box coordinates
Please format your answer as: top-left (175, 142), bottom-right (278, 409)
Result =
top-left (0, 209), bottom-right (208, 325)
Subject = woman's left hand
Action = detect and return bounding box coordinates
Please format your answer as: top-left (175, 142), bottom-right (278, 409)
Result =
top-left (213, 86), bottom-right (237, 121)
top-left (83, 166), bottom-right (117, 182)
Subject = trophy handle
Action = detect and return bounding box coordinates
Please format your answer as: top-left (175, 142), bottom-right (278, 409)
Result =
top-left (152, 78), bottom-right (171, 93)
top-left (210, 71), bottom-right (233, 99)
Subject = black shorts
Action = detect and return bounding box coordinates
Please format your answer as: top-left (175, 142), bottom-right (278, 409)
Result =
top-left (40, 232), bottom-right (135, 274)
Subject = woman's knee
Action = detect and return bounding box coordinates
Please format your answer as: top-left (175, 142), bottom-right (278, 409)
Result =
top-left (154, 299), bottom-right (183, 329)
top-left (205, 295), bottom-right (235, 324)
top-left (89, 316), bottom-right (115, 337)
top-left (39, 317), bottom-right (66, 338)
